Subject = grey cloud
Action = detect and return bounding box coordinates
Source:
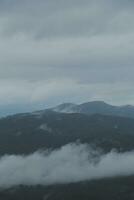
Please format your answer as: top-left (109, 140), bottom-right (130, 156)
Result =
top-left (0, 0), bottom-right (133, 38)
top-left (0, 0), bottom-right (133, 72)
top-left (0, 0), bottom-right (133, 108)
top-left (0, 143), bottom-right (134, 189)
top-left (0, 79), bottom-right (134, 109)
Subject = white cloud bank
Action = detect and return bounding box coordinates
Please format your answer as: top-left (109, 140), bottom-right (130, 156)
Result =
top-left (0, 143), bottom-right (134, 189)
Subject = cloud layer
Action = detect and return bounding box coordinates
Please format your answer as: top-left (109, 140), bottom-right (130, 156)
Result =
top-left (0, 143), bottom-right (134, 189)
top-left (0, 0), bottom-right (134, 112)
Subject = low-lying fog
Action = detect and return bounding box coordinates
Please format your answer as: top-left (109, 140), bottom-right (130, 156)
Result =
top-left (0, 143), bottom-right (134, 189)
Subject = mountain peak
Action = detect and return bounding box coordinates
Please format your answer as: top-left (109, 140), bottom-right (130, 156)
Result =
top-left (50, 101), bottom-right (134, 118)
top-left (80, 101), bottom-right (111, 106)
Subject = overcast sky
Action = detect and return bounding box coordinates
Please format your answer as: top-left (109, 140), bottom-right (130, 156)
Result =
top-left (0, 0), bottom-right (134, 114)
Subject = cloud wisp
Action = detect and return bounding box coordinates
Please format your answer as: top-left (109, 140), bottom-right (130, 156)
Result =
top-left (0, 143), bottom-right (134, 189)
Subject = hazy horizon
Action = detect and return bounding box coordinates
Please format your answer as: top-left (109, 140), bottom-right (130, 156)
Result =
top-left (1, 99), bottom-right (134, 118)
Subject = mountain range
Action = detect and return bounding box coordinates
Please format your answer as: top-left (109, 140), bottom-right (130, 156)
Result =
top-left (1, 101), bottom-right (134, 199)
top-left (51, 101), bottom-right (134, 118)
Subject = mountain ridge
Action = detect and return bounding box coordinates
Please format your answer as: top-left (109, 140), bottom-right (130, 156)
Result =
top-left (50, 101), bottom-right (134, 119)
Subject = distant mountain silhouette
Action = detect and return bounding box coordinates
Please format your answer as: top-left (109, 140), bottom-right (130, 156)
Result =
top-left (51, 101), bottom-right (134, 118)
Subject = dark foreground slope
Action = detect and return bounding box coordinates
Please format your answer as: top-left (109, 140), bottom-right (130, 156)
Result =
top-left (0, 110), bottom-right (134, 154)
top-left (1, 176), bottom-right (134, 200)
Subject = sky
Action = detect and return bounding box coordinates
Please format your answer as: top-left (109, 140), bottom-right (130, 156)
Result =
top-left (0, 0), bottom-right (134, 115)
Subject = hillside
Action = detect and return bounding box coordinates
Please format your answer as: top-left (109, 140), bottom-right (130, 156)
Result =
top-left (0, 109), bottom-right (134, 199)
top-left (0, 110), bottom-right (134, 155)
